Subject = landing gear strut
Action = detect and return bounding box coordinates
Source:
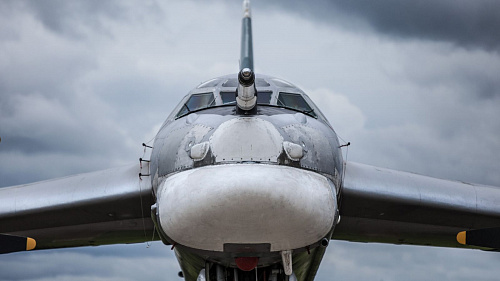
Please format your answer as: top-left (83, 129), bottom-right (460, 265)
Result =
top-left (196, 262), bottom-right (296, 281)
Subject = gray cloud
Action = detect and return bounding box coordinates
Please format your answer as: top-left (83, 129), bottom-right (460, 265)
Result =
top-left (1, 0), bottom-right (124, 39)
top-left (319, 241), bottom-right (500, 281)
top-left (263, 0), bottom-right (500, 52)
top-left (0, 243), bottom-right (180, 281)
top-left (1, 0), bottom-right (165, 41)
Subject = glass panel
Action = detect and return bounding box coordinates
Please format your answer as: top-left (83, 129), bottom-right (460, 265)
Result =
top-left (177, 92), bottom-right (215, 117)
top-left (221, 91), bottom-right (270, 105)
top-left (220, 91), bottom-right (236, 104)
top-left (257, 91), bottom-right (272, 104)
top-left (277, 92), bottom-right (316, 117)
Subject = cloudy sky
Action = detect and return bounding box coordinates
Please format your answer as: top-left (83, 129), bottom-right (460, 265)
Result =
top-left (1, 0), bottom-right (500, 280)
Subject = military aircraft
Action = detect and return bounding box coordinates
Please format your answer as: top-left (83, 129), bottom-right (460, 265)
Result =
top-left (1, 1), bottom-right (500, 281)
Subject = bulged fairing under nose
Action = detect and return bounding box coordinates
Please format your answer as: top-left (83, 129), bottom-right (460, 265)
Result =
top-left (156, 164), bottom-right (337, 253)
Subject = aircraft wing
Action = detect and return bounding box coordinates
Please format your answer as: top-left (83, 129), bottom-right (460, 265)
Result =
top-left (334, 161), bottom-right (500, 249)
top-left (0, 163), bottom-right (155, 253)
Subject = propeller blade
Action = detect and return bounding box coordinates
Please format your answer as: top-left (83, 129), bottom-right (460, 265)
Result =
top-left (457, 227), bottom-right (500, 249)
top-left (0, 234), bottom-right (36, 254)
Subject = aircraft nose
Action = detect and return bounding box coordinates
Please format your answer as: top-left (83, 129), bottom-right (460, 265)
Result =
top-left (155, 164), bottom-right (337, 252)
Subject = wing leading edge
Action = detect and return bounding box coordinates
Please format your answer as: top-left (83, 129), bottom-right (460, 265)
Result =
top-left (334, 161), bottom-right (500, 249)
top-left (0, 163), bottom-right (156, 251)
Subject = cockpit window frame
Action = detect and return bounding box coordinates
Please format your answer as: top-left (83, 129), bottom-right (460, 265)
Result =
top-left (166, 75), bottom-right (331, 125)
top-left (277, 92), bottom-right (317, 118)
top-left (176, 92), bottom-right (216, 118)
top-left (219, 90), bottom-right (273, 106)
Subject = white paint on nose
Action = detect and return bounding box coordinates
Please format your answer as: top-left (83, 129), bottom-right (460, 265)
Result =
top-left (156, 164), bottom-right (336, 252)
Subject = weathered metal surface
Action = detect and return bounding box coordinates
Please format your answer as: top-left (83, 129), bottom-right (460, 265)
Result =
top-left (149, 74), bottom-right (344, 195)
top-left (156, 164), bottom-right (337, 252)
top-left (210, 117), bottom-right (283, 162)
top-left (283, 141), bottom-right (304, 161)
top-left (335, 161), bottom-right (500, 248)
top-left (282, 123), bottom-right (339, 173)
top-left (0, 164), bottom-right (155, 249)
top-left (190, 141), bottom-right (210, 160)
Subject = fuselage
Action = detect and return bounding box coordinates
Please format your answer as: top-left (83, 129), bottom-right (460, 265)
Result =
top-left (148, 74), bottom-right (344, 281)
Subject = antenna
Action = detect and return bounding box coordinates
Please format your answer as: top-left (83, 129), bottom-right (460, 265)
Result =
top-left (236, 0), bottom-right (257, 113)
top-left (240, 0), bottom-right (253, 70)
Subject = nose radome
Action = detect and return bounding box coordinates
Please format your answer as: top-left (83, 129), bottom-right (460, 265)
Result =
top-left (156, 164), bottom-right (337, 252)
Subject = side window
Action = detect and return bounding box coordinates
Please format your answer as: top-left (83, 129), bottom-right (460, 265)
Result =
top-left (177, 92), bottom-right (215, 117)
top-left (277, 92), bottom-right (316, 117)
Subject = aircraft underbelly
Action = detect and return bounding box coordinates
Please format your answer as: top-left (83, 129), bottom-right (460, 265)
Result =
top-left (156, 164), bottom-right (336, 252)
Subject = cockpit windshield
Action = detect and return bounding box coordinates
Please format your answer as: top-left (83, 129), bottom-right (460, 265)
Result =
top-left (173, 75), bottom-right (322, 120)
top-left (220, 92), bottom-right (235, 104)
top-left (277, 92), bottom-right (316, 117)
top-left (176, 92), bottom-right (215, 117)
top-left (220, 91), bottom-right (272, 105)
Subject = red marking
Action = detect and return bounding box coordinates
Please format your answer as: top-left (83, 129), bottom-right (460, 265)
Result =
top-left (235, 257), bottom-right (259, 271)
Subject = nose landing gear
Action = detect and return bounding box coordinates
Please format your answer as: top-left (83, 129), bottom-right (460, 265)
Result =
top-left (196, 262), bottom-right (297, 281)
